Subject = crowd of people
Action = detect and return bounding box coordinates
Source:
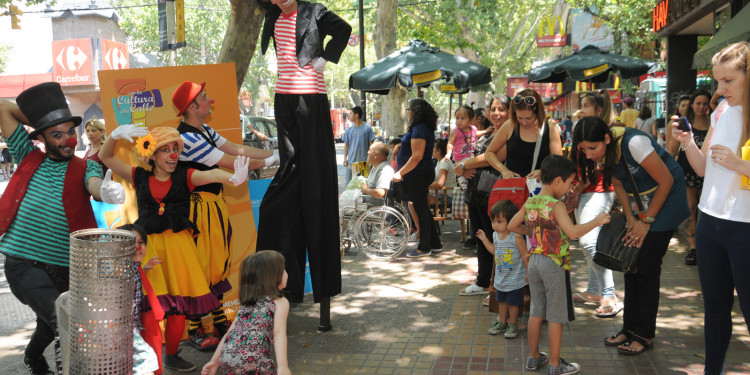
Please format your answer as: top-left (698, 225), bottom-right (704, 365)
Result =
top-left (1, 0), bottom-right (748, 370)
top-left (343, 42), bottom-right (750, 375)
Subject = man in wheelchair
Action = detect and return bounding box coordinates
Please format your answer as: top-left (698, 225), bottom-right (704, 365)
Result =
top-left (360, 142), bottom-right (394, 205)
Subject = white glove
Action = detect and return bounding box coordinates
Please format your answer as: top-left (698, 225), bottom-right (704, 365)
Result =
top-left (110, 124), bottom-right (150, 143)
top-left (312, 57), bottom-right (327, 73)
top-left (264, 150), bottom-right (280, 168)
top-left (99, 169), bottom-right (125, 204)
top-left (228, 156), bottom-right (250, 186)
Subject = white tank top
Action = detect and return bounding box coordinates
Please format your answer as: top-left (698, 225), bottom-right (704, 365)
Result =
top-left (698, 105), bottom-right (750, 222)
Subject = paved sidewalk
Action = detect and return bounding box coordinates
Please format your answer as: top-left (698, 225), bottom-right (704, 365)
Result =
top-left (1, 219), bottom-right (749, 374)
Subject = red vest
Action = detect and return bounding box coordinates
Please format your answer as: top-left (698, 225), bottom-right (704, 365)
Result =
top-left (0, 150), bottom-right (97, 235)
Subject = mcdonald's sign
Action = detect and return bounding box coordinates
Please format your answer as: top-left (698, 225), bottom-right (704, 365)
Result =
top-left (536, 16), bottom-right (569, 48)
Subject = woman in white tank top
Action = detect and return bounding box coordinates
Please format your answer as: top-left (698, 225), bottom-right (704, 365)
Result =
top-left (671, 42), bottom-right (750, 375)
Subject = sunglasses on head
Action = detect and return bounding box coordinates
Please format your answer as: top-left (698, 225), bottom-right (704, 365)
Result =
top-left (513, 95), bottom-right (537, 106)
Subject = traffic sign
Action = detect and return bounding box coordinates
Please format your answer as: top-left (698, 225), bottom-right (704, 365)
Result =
top-left (348, 34), bottom-right (359, 47)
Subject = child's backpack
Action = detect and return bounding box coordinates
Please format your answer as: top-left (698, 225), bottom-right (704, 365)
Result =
top-left (487, 177), bottom-right (529, 216)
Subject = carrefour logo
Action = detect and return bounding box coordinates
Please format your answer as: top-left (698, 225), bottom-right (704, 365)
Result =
top-left (55, 45), bottom-right (88, 72)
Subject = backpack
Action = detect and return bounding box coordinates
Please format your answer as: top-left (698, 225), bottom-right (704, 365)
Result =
top-left (487, 177), bottom-right (529, 215)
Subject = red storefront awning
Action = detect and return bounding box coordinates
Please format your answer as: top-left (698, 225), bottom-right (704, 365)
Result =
top-left (0, 73), bottom-right (55, 99)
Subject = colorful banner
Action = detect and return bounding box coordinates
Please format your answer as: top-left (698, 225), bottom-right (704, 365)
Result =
top-left (506, 76), bottom-right (562, 98)
top-left (98, 63), bottom-right (254, 322)
top-left (51, 39), bottom-right (94, 86)
top-left (570, 7), bottom-right (614, 52)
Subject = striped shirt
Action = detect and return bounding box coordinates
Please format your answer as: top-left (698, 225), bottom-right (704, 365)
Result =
top-left (0, 124), bottom-right (103, 266)
top-left (274, 10), bottom-right (327, 95)
top-left (179, 124), bottom-right (227, 166)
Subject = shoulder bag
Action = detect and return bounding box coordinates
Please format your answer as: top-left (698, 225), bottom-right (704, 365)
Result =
top-left (477, 124), bottom-right (545, 194)
top-left (593, 156), bottom-right (645, 274)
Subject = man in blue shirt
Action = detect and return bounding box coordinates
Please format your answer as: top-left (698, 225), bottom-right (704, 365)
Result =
top-left (342, 106), bottom-right (374, 184)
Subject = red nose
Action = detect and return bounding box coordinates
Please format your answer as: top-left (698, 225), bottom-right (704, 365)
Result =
top-left (65, 137), bottom-right (78, 148)
top-left (170, 152), bottom-right (179, 160)
top-left (209, 99), bottom-right (215, 104)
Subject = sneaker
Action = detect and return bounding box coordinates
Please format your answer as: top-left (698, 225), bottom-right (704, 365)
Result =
top-left (186, 328), bottom-right (219, 351)
top-left (547, 358), bottom-right (580, 375)
top-left (163, 351), bottom-right (196, 372)
top-left (23, 356), bottom-right (53, 375)
top-left (526, 352), bottom-right (549, 371)
top-left (406, 249), bottom-right (431, 258)
top-left (504, 323), bottom-right (520, 339)
top-left (482, 295), bottom-right (490, 306)
top-left (459, 283), bottom-right (487, 296)
top-left (462, 238), bottom-right (476, 250)
top-left (409, 232), bottom-right (419, 241)
top-left (488, 320), bottom-right (508, 335)
top-left (431, 244), bottom-right (443, 253)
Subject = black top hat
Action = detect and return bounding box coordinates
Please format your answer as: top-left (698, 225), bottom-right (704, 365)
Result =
top-left (16, 82), bottom-right (82, 139)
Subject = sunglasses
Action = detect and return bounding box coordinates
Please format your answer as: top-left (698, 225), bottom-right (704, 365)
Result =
top-left (513, 95), bottom-right (537, 106)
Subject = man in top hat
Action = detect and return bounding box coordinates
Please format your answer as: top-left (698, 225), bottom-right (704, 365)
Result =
top-left (255, 0), bottom-right (351, 304)
top-left (0, 82), bottom-right (126, 375)
top-left (171, 80), bottom-right (279, 350)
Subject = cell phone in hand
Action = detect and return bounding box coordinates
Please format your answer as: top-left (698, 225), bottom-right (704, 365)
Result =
top-left (676, 117), bottom-right (691, 132)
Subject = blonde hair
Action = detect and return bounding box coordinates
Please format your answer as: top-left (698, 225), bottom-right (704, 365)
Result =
top-left (581, 91), bottom-right (615, 126)
top-left (712, 42), bottom-right (750, 155)
top-left (85, 119), bottom-right (105, 131)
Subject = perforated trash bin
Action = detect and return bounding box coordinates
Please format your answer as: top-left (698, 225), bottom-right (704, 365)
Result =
top-left (66, 229), bottom-right (136, 375)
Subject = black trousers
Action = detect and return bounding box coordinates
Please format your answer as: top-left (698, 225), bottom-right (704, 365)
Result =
top-left (621, 229), bottom-right (673, 339)
top-left (5, 255), bottom-right (68, 371)
top-left (258, 94), bottom-right (341, 303)
top-left (403, 171), bottom-right (441, 251)
top-left (468, 192), bottom-right (493, 288)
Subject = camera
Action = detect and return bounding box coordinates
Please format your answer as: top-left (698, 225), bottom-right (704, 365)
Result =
top-left (675, 117), bottom-right (691, 132)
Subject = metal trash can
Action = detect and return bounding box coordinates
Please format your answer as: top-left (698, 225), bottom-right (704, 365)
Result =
top-left (65, 229), bottom-right (136, 375)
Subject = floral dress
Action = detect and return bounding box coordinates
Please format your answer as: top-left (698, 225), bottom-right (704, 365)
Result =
top-left (219, 297), bottom-right (277, 374)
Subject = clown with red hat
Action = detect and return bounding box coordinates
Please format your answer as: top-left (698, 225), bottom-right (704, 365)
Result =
top-left (171, 80), bottom-right (279, 350)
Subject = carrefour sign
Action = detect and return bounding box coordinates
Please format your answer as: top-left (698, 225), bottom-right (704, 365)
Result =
top-left (51, 39), bottom-right (94, 86)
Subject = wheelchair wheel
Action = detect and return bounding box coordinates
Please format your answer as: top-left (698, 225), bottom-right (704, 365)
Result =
top-left (353, 205), bottom-right (409, 260)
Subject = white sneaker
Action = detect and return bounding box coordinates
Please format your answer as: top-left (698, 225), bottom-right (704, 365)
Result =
top-left (459, 284), bottom-right (488, 296)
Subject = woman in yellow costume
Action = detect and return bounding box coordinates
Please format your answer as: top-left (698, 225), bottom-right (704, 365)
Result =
top-left (100, 125), bottom-right (249, 373)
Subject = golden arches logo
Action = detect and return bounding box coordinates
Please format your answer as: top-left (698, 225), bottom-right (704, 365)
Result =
top-left (538, 16), bottom-right (565, 37)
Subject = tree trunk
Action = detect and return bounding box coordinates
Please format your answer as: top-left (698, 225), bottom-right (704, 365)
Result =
top-left (218, 0), bottom-right (265, 92)
top-left (374, 0), bottom-right (406, 139)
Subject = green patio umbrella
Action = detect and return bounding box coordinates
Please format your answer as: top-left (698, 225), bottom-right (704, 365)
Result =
top-left (528, 45), bottom-right (659, 83)
top-left (349, 39), bottom-right (492, 95)
top-left (693, 4), bottom-right (750, 68)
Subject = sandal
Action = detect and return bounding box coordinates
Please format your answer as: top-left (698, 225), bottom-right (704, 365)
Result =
top-left (685, 248), bottom-right (697, 266)
top-left (573, 292), bottom-right (601, 303)
top-left (617, 335), bottom-right (653, 356)
top-left (595, 302), bottom-right (623, 318)
top-left (604, 329), bottom-right (631, 347)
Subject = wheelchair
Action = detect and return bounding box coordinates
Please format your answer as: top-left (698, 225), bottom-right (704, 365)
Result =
top-left (339, 183), bottom-right (410, 260)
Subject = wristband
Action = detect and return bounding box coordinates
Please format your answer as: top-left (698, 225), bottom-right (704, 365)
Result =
top-left (639, 213), bottom-right (656, 223)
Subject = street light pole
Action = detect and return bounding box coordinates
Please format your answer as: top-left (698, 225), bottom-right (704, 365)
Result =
top-left (358, 0), bottom-right (366, 118)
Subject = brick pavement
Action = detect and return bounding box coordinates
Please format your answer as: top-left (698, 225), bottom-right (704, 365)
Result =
top-left (1, 220), bottom-right (749, 374)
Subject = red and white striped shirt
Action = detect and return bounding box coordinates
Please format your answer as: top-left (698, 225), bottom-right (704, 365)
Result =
top-left (274, 11), bottom-right (327, 95)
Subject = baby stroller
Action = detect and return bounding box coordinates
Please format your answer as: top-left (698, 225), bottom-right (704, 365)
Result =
top-left (339, 182), bottom-right (410, 260)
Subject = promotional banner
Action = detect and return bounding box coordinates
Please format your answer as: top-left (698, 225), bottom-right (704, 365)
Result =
top-left (570, 7), bottom-right (614, 52)
top-left (98, 63), bottom-right (255, 322)
top-left (506, 76), bottom-right (563, 98)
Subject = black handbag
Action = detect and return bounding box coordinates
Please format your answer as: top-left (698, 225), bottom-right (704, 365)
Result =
top-left (594, 157), bottom-right (646, 274)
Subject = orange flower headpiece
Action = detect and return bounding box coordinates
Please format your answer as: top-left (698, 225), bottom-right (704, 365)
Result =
top-left (135, 127), bottom-right (183, 159)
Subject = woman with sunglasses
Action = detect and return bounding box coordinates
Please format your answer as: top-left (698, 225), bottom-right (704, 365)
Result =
top-left (455, 96), bottom-right (510, 300)
top-left (484, 88), bottom-right (562, 181)
top-left (574, 116), bottom-right (688, 356)
top-left (567, 90), bottom-right (622, 317)
top-left (393, 98), bottom-right (443, 258)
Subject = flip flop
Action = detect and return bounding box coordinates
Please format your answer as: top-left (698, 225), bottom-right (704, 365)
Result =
top-left (595, 302), bottom-right (623, 318)
top-left (604, 329), bottom-right (631, 347)
top-left (617, 336), bottom-right (653, 356)
top-left (573, 292), bottom-right (601, 302)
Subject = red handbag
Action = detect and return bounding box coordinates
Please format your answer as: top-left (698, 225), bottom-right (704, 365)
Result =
top-left (487, 177), bottom-right (529, 215)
